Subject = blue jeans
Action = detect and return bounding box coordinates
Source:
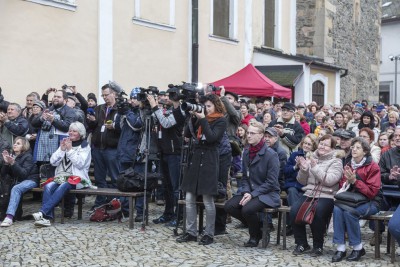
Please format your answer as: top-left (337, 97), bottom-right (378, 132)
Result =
top-left (186, 192), bottom-right (215, 237)
top-left (160, 154), bottom-right (181, 218)
top-left (92, 147), bottom-right (120, 206)
top-left (333, 202), bottom-right (379, 246)
top-left (388, 205), bottom-right (400, 246)
top-left (40, 182), bottom-right (75, 219)
top-left (7, 180), bottom-right (38, 216)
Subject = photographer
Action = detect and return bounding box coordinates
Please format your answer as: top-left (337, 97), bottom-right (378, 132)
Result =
top-left (86, 83), bottom-right (121, 210)
top-left (176, 94), bottom-right (227, 246)
top-left (114, 88), bottom-right (144, 221)
top-left (147, 87), bottom-right (186, 226)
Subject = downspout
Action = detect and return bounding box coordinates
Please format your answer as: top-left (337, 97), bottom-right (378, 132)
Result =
top-left (192, 0), bottom-right (199, 83)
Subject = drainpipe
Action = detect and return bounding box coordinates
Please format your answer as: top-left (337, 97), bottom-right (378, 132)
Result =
top-left (192, 0), bottom-right (199, 83)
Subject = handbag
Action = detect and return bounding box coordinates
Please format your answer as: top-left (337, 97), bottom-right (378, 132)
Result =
top-left (294, 175), bottom-right (326, 225)
top-left (334, 191), bottom-right (369, 208)
top-left (116, 167), bottom-right (160, 192)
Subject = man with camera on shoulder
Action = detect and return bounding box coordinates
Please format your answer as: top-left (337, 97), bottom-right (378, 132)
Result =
top-left (147, 86), bottom-right (187, 226)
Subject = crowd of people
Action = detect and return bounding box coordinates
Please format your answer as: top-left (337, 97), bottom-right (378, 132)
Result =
top-left (0, 84), bottom-right (399, 262)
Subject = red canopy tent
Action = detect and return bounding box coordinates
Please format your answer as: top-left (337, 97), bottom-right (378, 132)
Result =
top-left (211, 63), bottom-right (292, 99)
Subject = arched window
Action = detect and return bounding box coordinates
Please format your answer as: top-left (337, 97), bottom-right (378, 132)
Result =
top-left (312, 81), bottom-right (325, 106)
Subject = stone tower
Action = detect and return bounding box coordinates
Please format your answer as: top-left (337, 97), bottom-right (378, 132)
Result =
top-left (297, 0), bottom-right (381, 104)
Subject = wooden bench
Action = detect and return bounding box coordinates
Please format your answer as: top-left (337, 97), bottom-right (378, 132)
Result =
top-left (31, 187), bottom-right (145, 229)
top-left (366, 211), bottom-right (396, 263)
top-left (261, 205), bottom-right (291, 249)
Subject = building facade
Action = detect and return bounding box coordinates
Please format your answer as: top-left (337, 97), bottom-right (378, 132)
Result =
top-left (0, 0), bottom-right (381, 106)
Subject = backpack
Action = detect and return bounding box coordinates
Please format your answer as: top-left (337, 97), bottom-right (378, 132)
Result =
top-left (116, 167), bottom-right (159, 192)
top-left (89, 198), bottom-right (122, 222)
top-left (0, 174), bottom-right (16, 220)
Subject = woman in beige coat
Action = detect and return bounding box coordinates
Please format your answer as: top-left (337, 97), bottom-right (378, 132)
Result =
top-left (290, 134), bottom-right (343, 257)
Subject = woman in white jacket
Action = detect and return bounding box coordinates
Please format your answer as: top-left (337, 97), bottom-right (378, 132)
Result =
top-left (32, 122), bottom-right (92, 227)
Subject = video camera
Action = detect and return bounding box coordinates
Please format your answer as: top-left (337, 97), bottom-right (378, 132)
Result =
top-left (108, 81), bottom-right (130, 114)
top-left (137, 86), bottom-right (159, 102)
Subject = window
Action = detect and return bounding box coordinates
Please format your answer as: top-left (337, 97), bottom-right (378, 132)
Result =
top-left (26, 0), bottom-right (76, 11)
top-left (312, 81), bottom-right (325, 106)
top-left (264, 0), bottom-right (275, 47)
top-left (133, 0), bottom-right (176, 31)
top-left (211, 0), bottom-right (237, 40)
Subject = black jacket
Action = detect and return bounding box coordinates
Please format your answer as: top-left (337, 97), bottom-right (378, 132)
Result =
top-left (87, 104), bottom-right (121, 149)
top-left (1, 151), bottom-right (39, 184)
top-left (3, 115), bottom-right (29, 137)
top-left (152, 106), bottom-right (185, 155)
top-left (31, 104), bottom-right (76, 133)
top-left (269, 141), bottom-right (288, 189)
top-left (181, 116), bottom-right (227, 195)
top-left (379, 147), bottom-right (400, 185)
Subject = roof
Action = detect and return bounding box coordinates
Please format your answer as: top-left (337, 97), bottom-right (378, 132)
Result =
top-left (382, 0), bottom-right (400, 22)
top-left (211, 64), bottom-right (292, 99)
top-left (255, 65), bottom-right (303, 87)
top-left (254, 47), bottom-right (347, 73)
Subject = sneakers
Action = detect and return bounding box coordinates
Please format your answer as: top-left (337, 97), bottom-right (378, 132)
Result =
top-left (152, 215), bottom-right (173, 224)
top-left (32, 212), bottom-right (43, 221)
top-left (0, 217), bottom-right (13, 227)
top-left (34, 218), bottom-right (51, 227)
top-left (310, 247), bottom-right (323, 257)
top-left (293, 244), bottom-right (311, 255)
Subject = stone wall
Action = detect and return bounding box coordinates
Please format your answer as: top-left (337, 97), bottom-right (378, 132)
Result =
top-left (297, 0), bottom-right (381, 104)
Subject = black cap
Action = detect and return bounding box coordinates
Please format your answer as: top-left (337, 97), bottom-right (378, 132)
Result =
top-left (333, 129), bottom-right (356, 139)
top-left (264, 127), bottom-right (278, 137)
top-left (225, 91), bottom-right (239, 101)
top-left (87, 93), bottom-right (97, 103)
top-left (282, 102), bottom-right (296, 112)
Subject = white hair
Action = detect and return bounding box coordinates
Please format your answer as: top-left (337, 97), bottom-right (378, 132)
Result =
top-left (69, 121), bottom-right (86, 139)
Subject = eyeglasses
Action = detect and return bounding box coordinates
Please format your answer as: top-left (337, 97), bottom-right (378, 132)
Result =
top-left (318, 142), bottom-right (331, 148)
top-left (247, 131), bottom-right (262, 136)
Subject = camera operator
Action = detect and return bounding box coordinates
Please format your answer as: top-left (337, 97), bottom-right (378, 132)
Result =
top-left (147, 87), bottom-right (186, 226)
top-left (176, 94), bottom-right (227, 246)
top-left (114, 88), bottom-right (144, 221)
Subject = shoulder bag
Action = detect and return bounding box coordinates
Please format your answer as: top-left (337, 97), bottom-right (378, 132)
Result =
top-left (294, 174), bottom-right (327, 225)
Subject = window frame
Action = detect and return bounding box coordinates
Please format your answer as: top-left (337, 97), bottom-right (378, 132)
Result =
top-left (26, 0), bottom-right (77, 11)
top-left (209, 0), bottom-right (238, 44)
top-left (132, 0), bottom-right (176, 32)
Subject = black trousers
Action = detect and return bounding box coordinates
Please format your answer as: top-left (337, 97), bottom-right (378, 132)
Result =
top-left (225, 195), bottom-right (269, 239)
top-left (290, 195), bottom-right (334, 248)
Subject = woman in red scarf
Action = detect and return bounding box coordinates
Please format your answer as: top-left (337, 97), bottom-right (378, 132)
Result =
top-left (176, 94), bottom-right (227, 246)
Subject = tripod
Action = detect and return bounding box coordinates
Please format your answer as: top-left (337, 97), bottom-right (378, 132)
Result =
top-left (173, 119), bottom-right (193, 236)
top-left (138, 112), bottom-right (157, 231)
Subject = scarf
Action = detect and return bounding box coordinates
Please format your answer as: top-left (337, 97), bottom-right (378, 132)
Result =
top-left (196, 112), bottom-right (224, 140)
top-left (249, 138), bottom-right (265, 162)
top-left (351, 156), bottom-right (366, 170)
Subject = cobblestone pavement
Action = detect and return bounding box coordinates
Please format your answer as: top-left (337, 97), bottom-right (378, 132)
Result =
top-left (0, 195), bottom-right (398, 267)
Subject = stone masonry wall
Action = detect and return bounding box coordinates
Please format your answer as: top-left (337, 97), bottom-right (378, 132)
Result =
top-left (297, 0), bottom-right (381, 104)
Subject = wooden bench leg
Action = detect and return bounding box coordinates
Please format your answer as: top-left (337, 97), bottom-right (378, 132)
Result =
top-left (129, 197), bottom-right (134, 229)
top-left (390, 232), bottom-right (396, 263)
top-left (282, 211), bottom-right (287, 250)
top-left (199, 205), bottom-right (204, 234)
top-left (262, 213), bottom-right (268, 248)
top-left (374, 219), bottom-right (380, 259)
top-left (277, 211), bottom-right (282, 245)
top-left (182, 204), bottom-right (187, 233)
top-left (77, 196), bottom-right (83, 220)
top-left (61, 197), bottom-right (65, 224)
